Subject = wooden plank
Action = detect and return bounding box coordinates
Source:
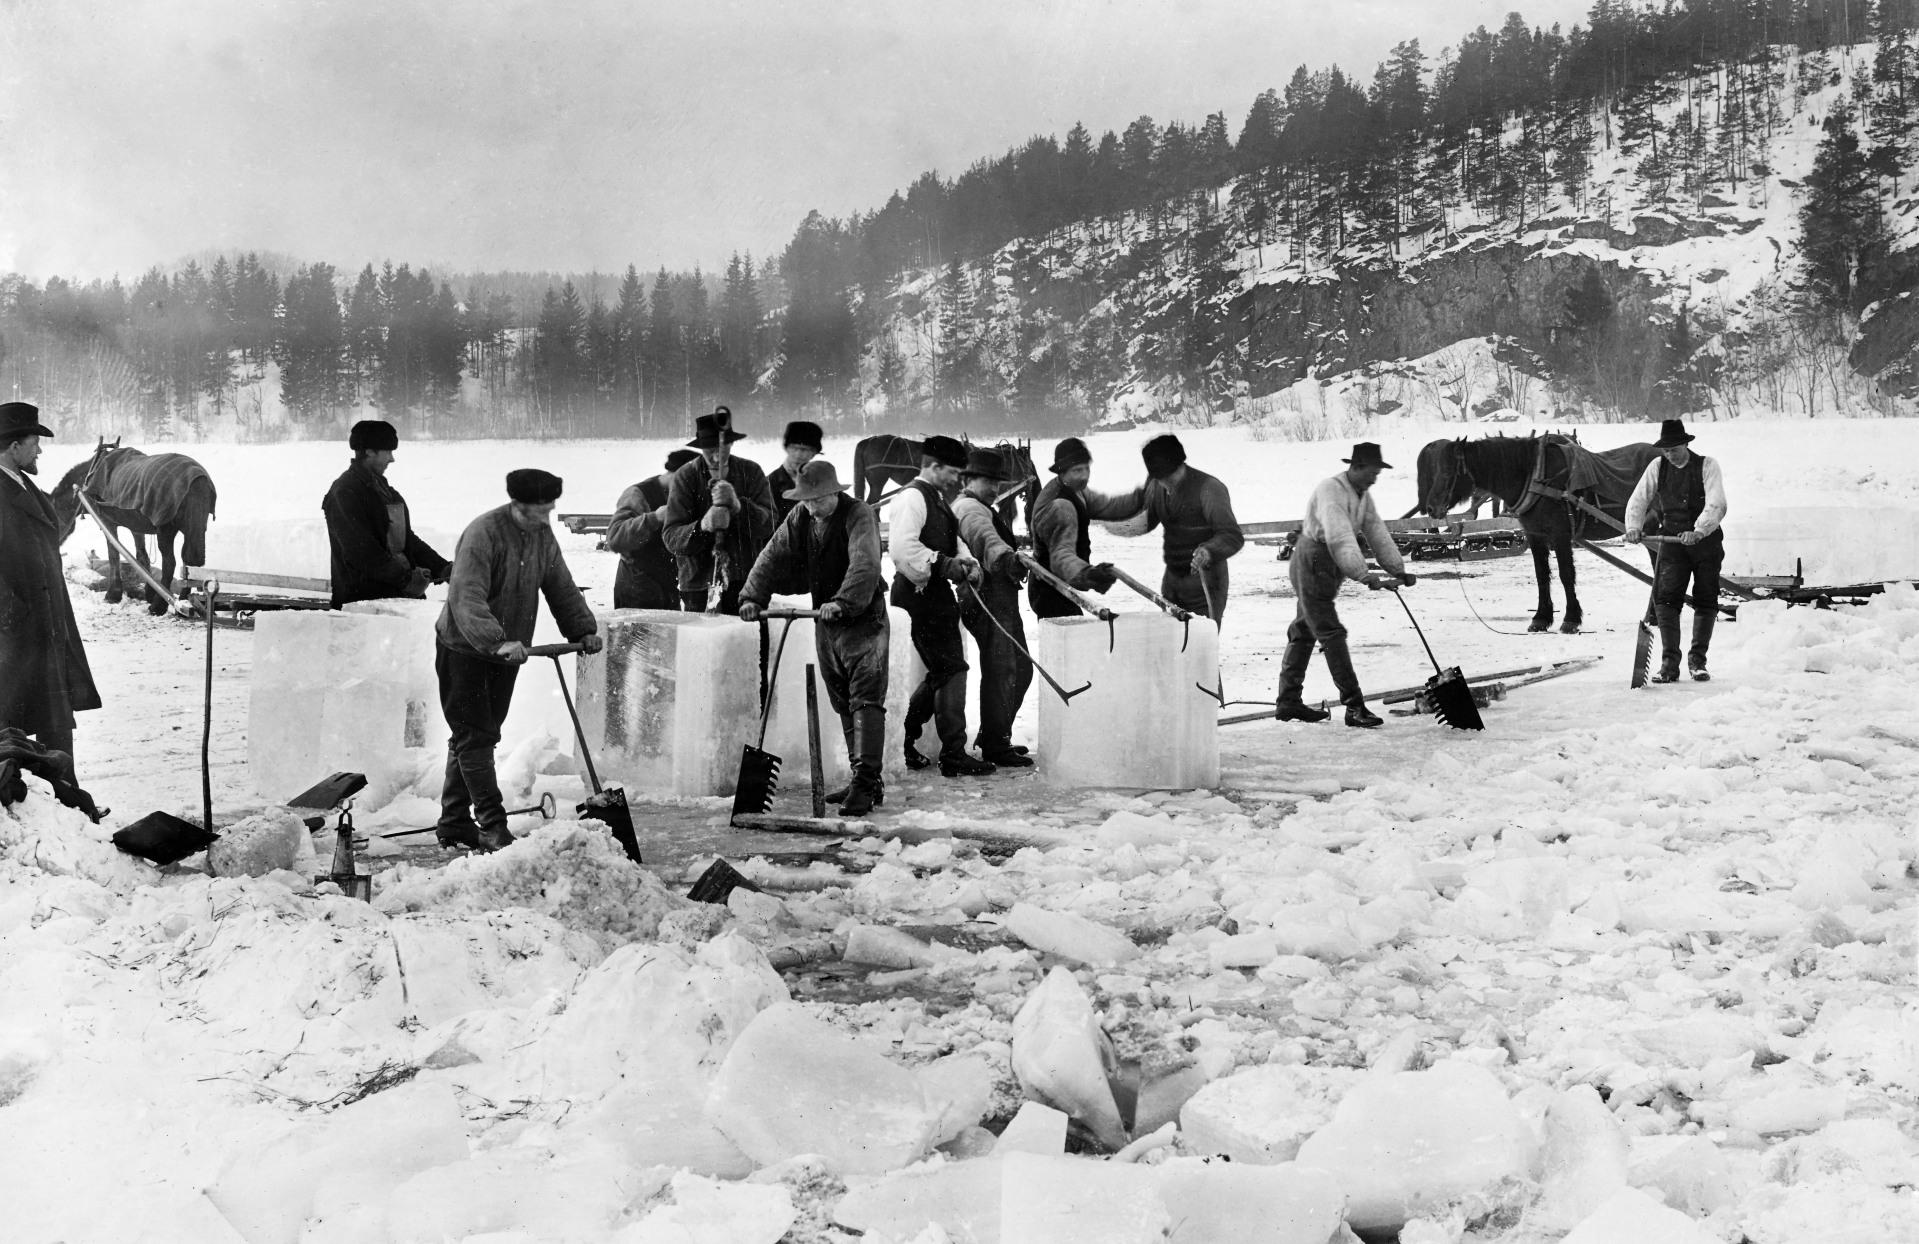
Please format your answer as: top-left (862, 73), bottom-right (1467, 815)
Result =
top-left (731, 812), bottom-right (1064, 852)
top-left (559, 513), bottom-right (614, 534)
top-left (185, 567), bottom-right (331, 593)
top-left (1240, 516), bottom-right (1519, 539)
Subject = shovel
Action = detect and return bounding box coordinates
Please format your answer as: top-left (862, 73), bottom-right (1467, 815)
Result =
top-left (730, 609), bottom-right (817, 820)
top-left (1390, 587), bottom-right (1484, 731)
top-left (111, 579), bottom-right (222, 866)
top-left (532, 642), bottom-right (643, 865)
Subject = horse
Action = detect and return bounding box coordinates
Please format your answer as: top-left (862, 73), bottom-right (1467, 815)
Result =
top-left (1413, 433), bottom-right (1659, 634)
top-left (52, 439), bottom-right (218, 615)
top-left (851, 434), bottom-right (1039, 527)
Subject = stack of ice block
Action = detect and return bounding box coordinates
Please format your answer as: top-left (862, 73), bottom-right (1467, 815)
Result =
top-left (576, 610), bottom-right (763, 797)
top-left (1035, 612), bottom-right (1219, 789)
top-left (248, 611), bottom-right (418, 804)
top-left (1721, 506), bottom-right (1919, 585)
top-left (202, 518), bottom-right (334, 580)
top-left (759, 608), bottom-right (917, 784)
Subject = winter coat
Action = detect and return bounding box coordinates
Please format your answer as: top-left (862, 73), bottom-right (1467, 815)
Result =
top-left (0, 470), bottom-right (101, 736)
top-left (661, 455), bottom-right (778, 598)
top-left (435, 505), bottom-right (597, 657)
top-left (322, 460), bottom-right (450, 608)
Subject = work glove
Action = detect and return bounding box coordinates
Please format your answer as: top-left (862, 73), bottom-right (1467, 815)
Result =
top-left (710, 480), bottom-right (739, 509)
top-left (1190, 546), bottom-right (1215, 573)
top-left (403, 567), bottom-right (432, 598)
top-left (818, 601), bottom-right (844, 623)
top-left (701, 505), bottom-right (732, 533)
top-left (495, 640), bottom-right (529, 664)
top-left (1398, 571), bottom-right (1418, 587)
top-left (938, 555), bottom-right (970, 586)
top-left (999, 553), bottom-right (1026, 584)
top-left (579, 633), bottom-right (605, 655)
top-left (430, 563), bottom-right (451, 585)
top-left (1362, 571), bottom-right (1397, 591)
top-left (1084, 563), bottom-right (1118, 593)
top-left (738, 600), bottom-right (763, 622)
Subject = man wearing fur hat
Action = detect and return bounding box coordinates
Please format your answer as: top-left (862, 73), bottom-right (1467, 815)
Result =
top-left (953, 447), bottom-right (1034, 767)
top-left (662, 406), bottom-right (777, 614)
top-left (1027, 437), bottom-right (1141, 619)
top-left (1624, 418), bottom-right (1728, 683)
top-left (767, 420), bottom-right (823, 523)
top-left (606, 448), bottom-right (698, 610)
top-left (322, 419), bottom-right (450, 609)
top-left (1137, 434), bottom-right (1243, 623)
top-left (739, 458), bottom-right (891, 815)
top-left (889, 434), bottom-right (995, 777)
top-left (434, 469), bottom-right (602, 852)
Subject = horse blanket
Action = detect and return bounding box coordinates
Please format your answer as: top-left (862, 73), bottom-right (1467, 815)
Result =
top-left (1515, 435), bottom-right (1658, 520)
top-left (87, 449), bottom-right (216, 524)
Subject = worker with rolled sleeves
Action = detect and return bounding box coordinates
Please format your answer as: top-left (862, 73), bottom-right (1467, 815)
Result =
top-left (606, 448), bottom-right (698, 610)
top-left (434, 469), bottom-right (602, 852)
top-left (1026, 437), bottom-right (1142, 618)
top-left (321, 419), bottom-right (450, 608)
top-left (1623, 418), bottom-right (1728, 683)
top-left (1137, 434), bottom-right (1242, 624)
top-left (1274, 442), bottom-right (1415, 729)
top-left (953, 448), bottom-right (1034, 768)
top-left (738, 459), bottom-right (890, 815)
top-left (888, 434), bottom-right (996, 778)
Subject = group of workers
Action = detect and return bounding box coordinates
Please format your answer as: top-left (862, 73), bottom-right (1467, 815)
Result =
top-left (0, 396), bottom-right (1728, 854)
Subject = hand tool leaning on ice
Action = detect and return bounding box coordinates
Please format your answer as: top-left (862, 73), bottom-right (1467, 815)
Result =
top-left (432, 468), bottom-right (601, 854)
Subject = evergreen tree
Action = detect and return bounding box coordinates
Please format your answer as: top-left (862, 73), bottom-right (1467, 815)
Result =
top-left (1799, 99), bottom-right (1891, 310)
top-left (1235, 88), bottom-right (1286, 171)
top-left (614, 264), bottom-right (647, 426)
top-left (275, 264), bottom-right (345, 424)
top-left (645, 268), bottom-right (677, 423)
top-left (777, 211), bottom-right (860, 416)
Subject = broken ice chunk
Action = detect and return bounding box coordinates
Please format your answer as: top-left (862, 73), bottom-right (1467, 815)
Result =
top-left (1010, 967), bottom-right (1127, 1151)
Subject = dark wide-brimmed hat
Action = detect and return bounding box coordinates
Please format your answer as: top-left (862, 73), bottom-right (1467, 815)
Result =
top-left (961, 448), bottom-right (1007, 481)
top-left (1652, 418), bottom-right (1695, 448)
top-left (784, 459), bottom-right (845, 501)
top-left (506, 468), bottom-right (564, 504)
top-left (0, 401), bottom-right (53, 441)
top-left (688, 406), bottom-right (748, 449)
top-left (664, 448), bottom-right (699, 472)
top-left (1050, 437), bottom-right (1092, 474)
top-left (348, 419), bottom-right (399, 452)
top-left (920, 435), bottom-right (968, 469)
top-left (1141, 434), bottom-right (1186, 478)
top-left (782, 420), bottom-right (823, 451)
top-left (1342, 442), bottom-right (1393, 470)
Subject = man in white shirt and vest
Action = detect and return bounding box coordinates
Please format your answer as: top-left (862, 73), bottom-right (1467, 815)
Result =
top-left (1623, 418), bottom-right (1728, 683)
top-left (888, 435), bottom-right (996, 777)
top-left (1275, 442), bottom-right (1415, 728)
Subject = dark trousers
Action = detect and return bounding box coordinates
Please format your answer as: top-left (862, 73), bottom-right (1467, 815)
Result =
top-left (902, 583), bottom-right (970, 757)
top-left (1275, 538), bottom-right (1365, 709)
top-left (614, 561), bottom-right (680, 611)
top-left (435, 644), bottom-right (519, 833)
top-left (818, 609), bottom-right (891, 719)
top-left (1653, 533), bottom-right (1723, 670)
top-left (960, 578), bottom-right (1032, 752)
top-left (1162, 562), bottom-right (1229, 626)
top-left (679, 584), bottom-right (743, 615)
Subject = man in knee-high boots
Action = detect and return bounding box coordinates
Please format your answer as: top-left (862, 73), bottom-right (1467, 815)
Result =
top-left (1625, 419), bottom-right (1728, 683)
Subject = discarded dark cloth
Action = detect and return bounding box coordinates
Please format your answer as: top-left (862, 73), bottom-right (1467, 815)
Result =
top-left (0, 726), bottom-right (106, 822)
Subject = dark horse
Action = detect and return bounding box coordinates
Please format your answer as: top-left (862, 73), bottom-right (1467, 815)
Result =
top-left (851, 434), bottom-right (1039, 526)
top-left (1415, 434), bottom-right (1659, 633)
top-left (52, 439), bottom-right (218, 614)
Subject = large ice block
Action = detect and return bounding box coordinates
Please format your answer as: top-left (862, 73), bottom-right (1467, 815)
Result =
top-left (577, 610), bottom-right (762, 797)
top-left (1035, 613), bottom-right (1218, 789)
top-left (1722, 506), bottom-right (1919, 584)
top-left (248, 611), bottom-right (417, 804)
top-left (761, 608), bottom-right (917, 784)
top-left (345, 598), bottom-right (445, 750)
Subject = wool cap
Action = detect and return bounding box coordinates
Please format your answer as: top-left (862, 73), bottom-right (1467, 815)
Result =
top-left (920, 435), bottom-right (968, 469)
top-left (348, 419), bottom-right (399, 452)
top-left (664, 448), bottom-right (699, 472)
top-left (1049, 437), bottom-right (1093, 473)
top-left (782, 420), bottom-right (824, 451)
top-left (1141, 433), bottom-right (1186, 478)
top-left (506, 468), bottom-right (564, 504)
top-left (961, 448), bottom-right (1008, 481)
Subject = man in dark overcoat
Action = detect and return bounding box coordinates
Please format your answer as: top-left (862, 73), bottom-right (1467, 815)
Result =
top-left (606, 448), bottom-right (698, 610)
top-left (321, 419), bottom-right (450, 608)
top-left (766, 420), bottom-right (822, 523)
top-left (0, 402), bottom-right (102, 767)
top-left (661, 406), bottom-right (778, 614)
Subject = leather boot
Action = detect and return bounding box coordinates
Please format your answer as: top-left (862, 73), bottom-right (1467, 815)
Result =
top-left (841, 708), bottom-right (886, 816)
top-left (1655, 610), bottom-right (1683, 682)
top-left (1689, 610), bottom-right (1715, 680)
top-left (456, 747), bottom-right (513, 852)
top-left (1275, 699), bottom-right (1331, 723)
top-left (826, 716), bottom-right (856, 804)
top-left (436, 751), bottom-right (483, 848)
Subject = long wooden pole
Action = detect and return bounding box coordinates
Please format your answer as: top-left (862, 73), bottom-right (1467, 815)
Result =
top-left (75, 490), bottom-right (185, 614)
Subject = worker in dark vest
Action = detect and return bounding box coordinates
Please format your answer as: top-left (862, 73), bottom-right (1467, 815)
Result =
top-left (888, 434), bottom-right (995, 777)
top-left (662, 407), bottom-right (778, 614)
top-left (1027, 437), bottom-right (1138, 618)
top-left (953, 448), bottom-right (1033, 767)
top-left (766, 421), bottom-right (822, 523)
top-left (739, 459), bottom-right (890, 815)
top-left (321, 419), bottom-right (451, 609)
top-left (1624, 418), bottom-right (1728, 683)
top-left (1136, 434), bottom-right (1244, 624)
top-left (606, 448), bottom-right (698, 610)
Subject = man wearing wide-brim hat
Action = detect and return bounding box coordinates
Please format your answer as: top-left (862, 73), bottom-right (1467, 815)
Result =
top-left (1623, 418), bottom-right (1728, 683)
top-left (662, 406), bottom-right (777, 614)
top-left (1026, 437), bottom-right (1143, 619)
top-left (738, 458), bottom-right (892, 815)
top-left (321, 419), bottom-right (451, 609)
top-left (1274, 442), bottom-right (1415, 729)
top-left (952, 447), bottom-right (1034, 767)
top-left (0, 401), bottom-right (102, 773)
top-left (888, 434), bottom-right (996, 778)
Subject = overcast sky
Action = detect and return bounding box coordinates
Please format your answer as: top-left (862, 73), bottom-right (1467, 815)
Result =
top-left (1, 0), bottom-right (1596, 282)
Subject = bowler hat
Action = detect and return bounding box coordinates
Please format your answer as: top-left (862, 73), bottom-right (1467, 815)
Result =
top-left (1141, 433), bottom-right (1186, 478)
top-left (687, 407), bottom-right (748, 449)
top-left (920, 435), bottom-right (968, 469)
top-left (1342, 442), bottom-right (1393, 469)
top-left (1050, 437), bottom-right (1092, 473)
top-left (506, 468), bottom-right (564, 504)
top-left (0, 401), bottom-right (54, 441)
top-left (1652, 418), bottom-right (1695, 448)
top-left (348, 419), bottom-right (399, 452)
top-left (784, 459), bottom-right (846, 501)
top-left (782, 420), bottom-right (823, 451)
top-left (961, 448), bottom-right (1008, 481)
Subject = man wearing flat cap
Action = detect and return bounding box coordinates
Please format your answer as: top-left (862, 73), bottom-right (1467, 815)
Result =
top-left (0, 401), bottom-right (102, 772)
top-left (767, 420), bottom-right (823, 523)
top-left (662, 406), bottom-right (777, 614)
top-left (738, 458), bottom-right (891, 815)
top-left (1135, 434), bottom-right (1243, 624)
top-left (1624, 418), bottom-right (1728, 683)
top-left (322, 419), bottom-right (450, 609)
top-left (1275, 442), bottom-right (1413, 729)
top-left (889, 434), bottom-right (995, 777)
top-left (606, 448), bottom-right (698, 610)
top-left (953, 447), bottom-right (1034, 767)
top-left (1028, 436), bottom-right (1142, 618)
top-left (434, 469), bottom-right (602, 852)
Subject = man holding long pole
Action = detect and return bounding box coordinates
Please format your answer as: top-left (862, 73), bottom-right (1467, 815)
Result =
top-left (662, 406), bottom-right (776, 615)
top-left (953, 448), bottom-right (1033, 768)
